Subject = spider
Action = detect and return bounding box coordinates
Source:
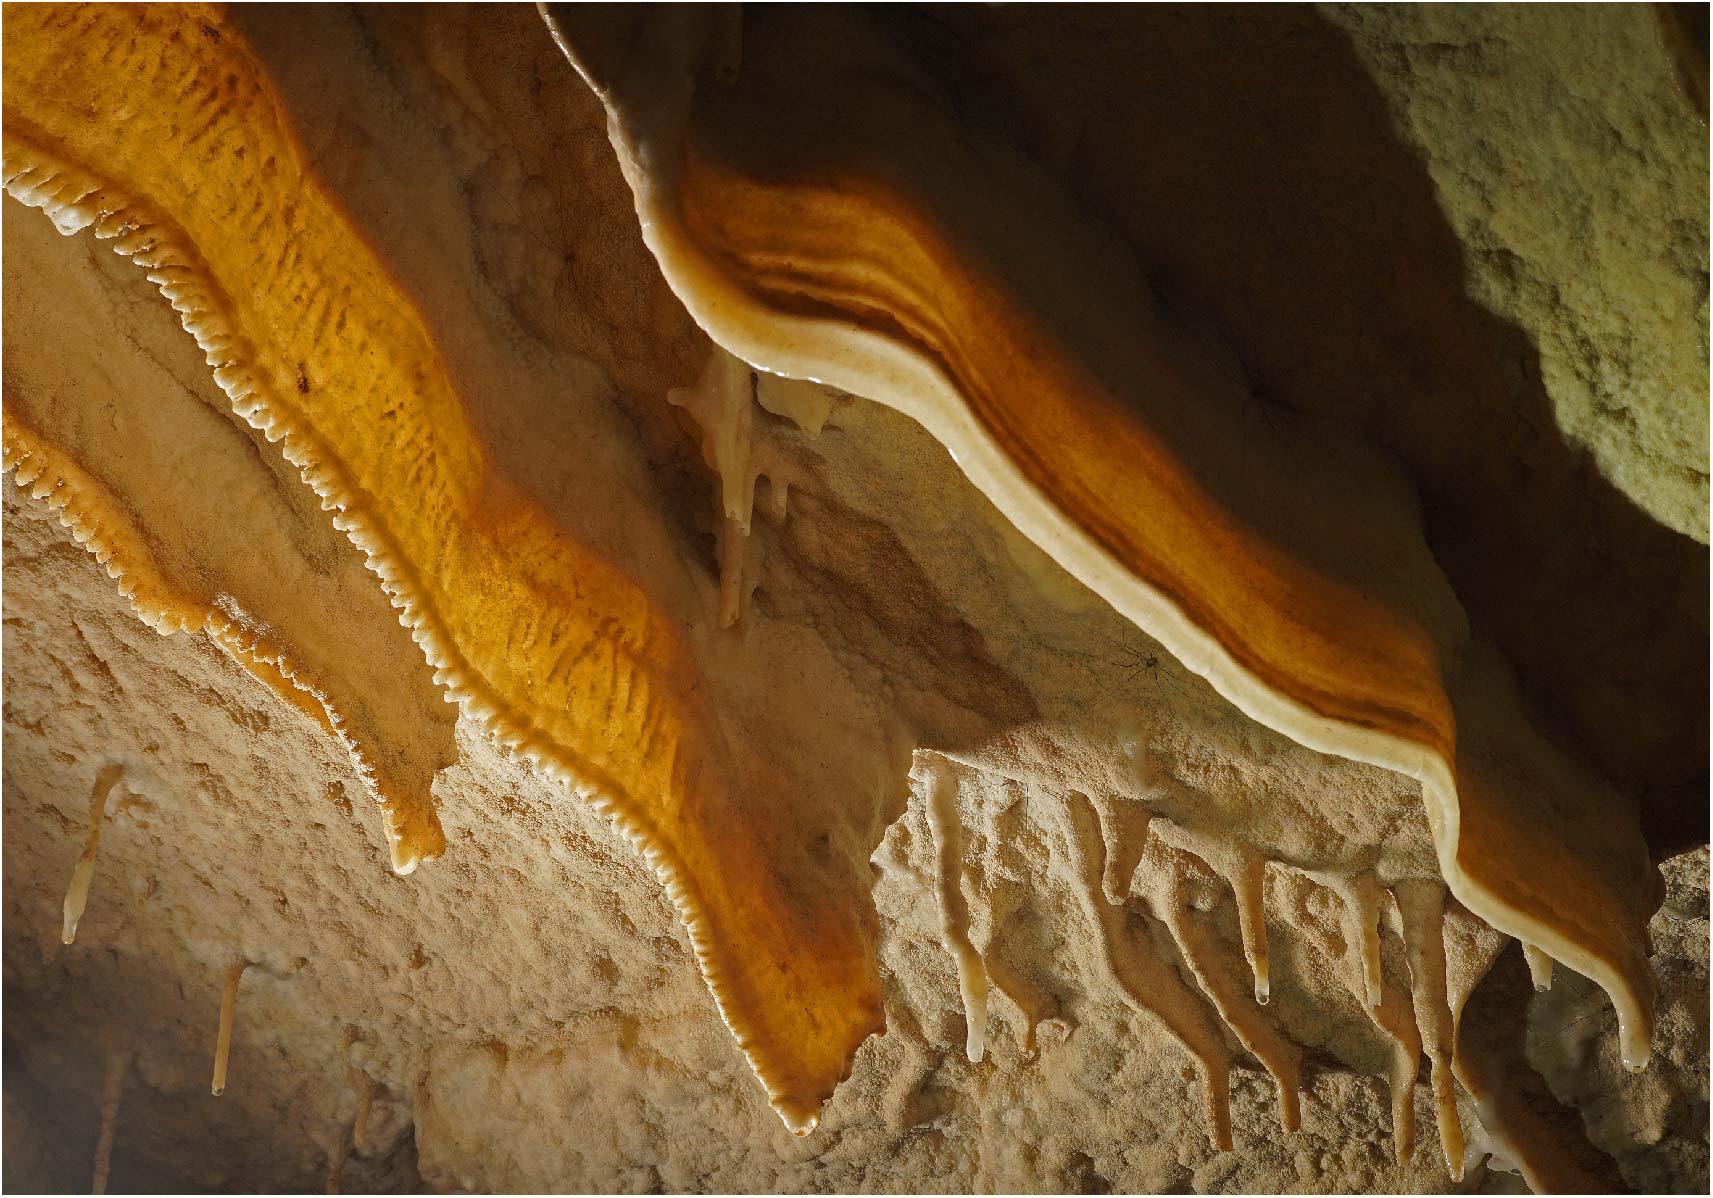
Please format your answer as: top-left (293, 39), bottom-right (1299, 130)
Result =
top-left (1526, 971), bottom-right (1615, 1049)
top-left (1063, 636), bottom-right (1226, 719)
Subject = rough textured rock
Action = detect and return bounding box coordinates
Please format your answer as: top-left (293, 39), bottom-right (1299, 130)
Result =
top-left (2, 517), bottom-right (1707, 1191)
top-left (1329, 3), bottom-right (1709, 544)
top-left (1529, 847), bottom-right (1710, 1193)
top-left (2, 3), bottom-right (1705, 1194)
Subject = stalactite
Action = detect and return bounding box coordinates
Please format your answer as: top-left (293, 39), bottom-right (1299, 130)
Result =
top-left (669, 347), bottom-right (781, 627)
top-left (1147, 820), bottom-right (1272, 1006)
top-left (1370, 982), bottom-right (1424, 1165)
top-left (352, 1071), bottom-right (376, 1153)
top-left (1087, 792), bottom-right (1151, 905)
top-left (62, 763), bottom-right (124, 945)
top-left (324, 1133), bottom-right (350, 1196)
top-left (1523, 943), bottom-right (1555, 992)
top-left (755, 373), bottom-right (835, 435)
top-left (1305, 868), bottom-right (1423, 1164)
top-left (1145, 835), bottom-right (1302, 1132)
top-left (1323, 871), bottom-right (1387, 1009)
top-left (211, 960), bottom-right (250, 1097)
top-left (715, 518), bottom-right (752, 627)
top-left (325, 1035), bottom-right (378, 1193)
top-left (1230, 855), bottom-right (1272, 1007)
top-left (1397, 878), bottom-right (1466, 1181)
top-left (920, 756), bottom-right (989, 1063)
top-left (1055, 790), bottom-right (1234, 1151)
top-left (983, 950), bottom-right (1054, 1055)
top-left (1448, 925), bottom-right (1627, 1192)
top-left (90, 1044), bottom-right (129, 1195)
top-left (1358, 950), bottom-right (1421, 1166)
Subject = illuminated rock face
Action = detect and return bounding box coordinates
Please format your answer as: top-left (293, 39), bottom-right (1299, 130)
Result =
top-left (1, 4), bottom-right (1704, 1194)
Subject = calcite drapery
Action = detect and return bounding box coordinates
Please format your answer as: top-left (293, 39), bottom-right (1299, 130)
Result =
top-left (4, 197), bottom-right (458, 875)
top-left (545, 1), bottom-right (1660, 1074)
top-left (4, 2), bottom-right (885, 1134)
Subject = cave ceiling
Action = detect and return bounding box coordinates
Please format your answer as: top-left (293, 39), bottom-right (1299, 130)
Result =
top-left (1, 3), bottom-right (1706, 1194)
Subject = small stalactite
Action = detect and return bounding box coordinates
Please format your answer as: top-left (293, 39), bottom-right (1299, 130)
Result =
top-left (1228, 854), bottom-right (1272, 1007)
top-left (1332, 872), bottom-right (1387, 1010)
top-left (1150, 820), bottom-right (1273, 1007)
top-left (1522, 943), bottom-right (1555, 992)
top-left (1309, 868), bottom-right (1422, 1164)
top-left (1087, 792), bottom-right (1151, 904)
top-left (670, 348), bottom-right (755, 625)
top-left (1055, 790), bottom-right (1234, 1151)
top-left (352, 1070), bottom-right (376, 1153)
top-left (90, 1044), bottom-right (130, 1195)
top-left (325, 1069), bottom-right (375, 1194)
top-left (1397, 878), bottom-right (1466, 1182)
top-left (62, 763), bottom-right (125, 945)
top-left (1443, 911), bottom-right (1506, 1048)
top-left (669, 347), bottom-right (804, 628)
top-left (920, 755), bottom-right (989, 1063)
top-left (1373, 987), bottom-right (1423, 1164)
top-left (756, 373), bottom-right (836, 435)
top-left (1146, 833), bottom-right (1302, 1132)
top-left (211, 960), bottom-right (250, 1096)
top-left (713, 516), bottom-right (750, 626)
top-left (324, 1133), bottom-right (351, 1196)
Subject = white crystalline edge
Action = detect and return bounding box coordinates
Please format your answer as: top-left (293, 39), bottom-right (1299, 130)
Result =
top-left (3, 424), bottom-right (423, 876)
top-left (7, 163), bottom-right (433, 873)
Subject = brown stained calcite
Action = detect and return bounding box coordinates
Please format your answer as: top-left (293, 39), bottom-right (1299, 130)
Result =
top-left (2, 3), bottom-right (1706, 1193)
top-left (547, 0), bottom-right (1663, 1080)
top-left (5, 1), bottom-right (903, 1131)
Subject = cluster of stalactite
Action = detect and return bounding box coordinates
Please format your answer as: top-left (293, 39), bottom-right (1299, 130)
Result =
top-left (915, 754), bottom-right (1526, 1178)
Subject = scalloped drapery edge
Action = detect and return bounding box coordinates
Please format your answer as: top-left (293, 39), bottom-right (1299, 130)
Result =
top-left (2, 410), bottom-right (445, 874)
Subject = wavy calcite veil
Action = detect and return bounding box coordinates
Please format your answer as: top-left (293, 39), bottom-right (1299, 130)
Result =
top-left (2, 3), bottom-right (1706, 1194)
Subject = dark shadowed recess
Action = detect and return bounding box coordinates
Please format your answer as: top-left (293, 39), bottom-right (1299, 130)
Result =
top-left (889, 2), bottom-right (1707, 856)
top-left (1657, 1), bottom-right (1710, 120)
top-left (1458, 946), bottom-right (1632, 1192)
top-left (1, 1016), bottom-right (428, 1194)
